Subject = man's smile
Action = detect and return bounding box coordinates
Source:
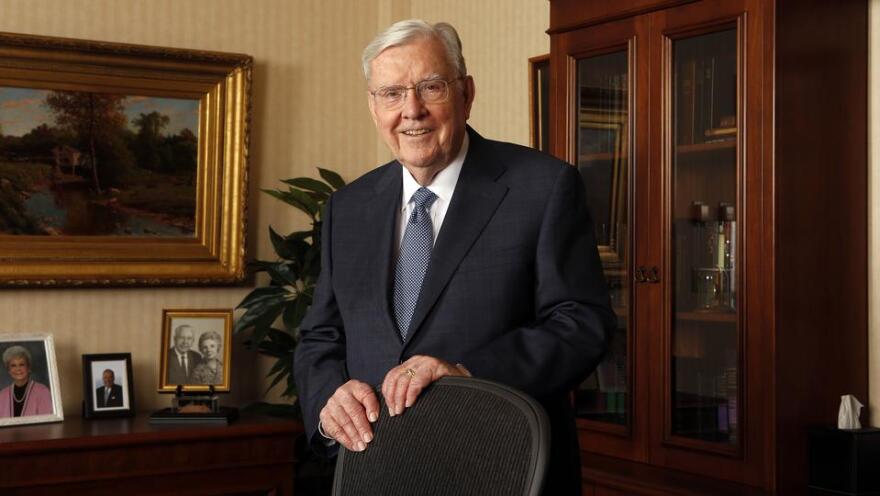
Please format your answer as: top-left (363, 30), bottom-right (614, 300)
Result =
top-left (401, 128), bottom-right (432, 136)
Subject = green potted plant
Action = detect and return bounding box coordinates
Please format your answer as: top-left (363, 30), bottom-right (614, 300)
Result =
top-left (233, 167), bottom-right (346, 417)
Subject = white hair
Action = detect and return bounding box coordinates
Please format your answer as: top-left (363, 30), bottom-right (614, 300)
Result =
top-left (173, 324), bottom-right (193, 338)
top-left (362, 19), bottom-right (467, 81)
top-left (2, 345), bottom-right (31, 368)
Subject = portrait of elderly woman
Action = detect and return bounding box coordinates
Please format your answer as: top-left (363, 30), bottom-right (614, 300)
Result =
top-left (0, 345), bottom-right (53, 418)
top-left (190, 330), bottom-right (224, 385)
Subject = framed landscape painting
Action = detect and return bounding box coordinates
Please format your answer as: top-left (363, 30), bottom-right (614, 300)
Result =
top-left (0, 32), bottom-right (251, 286)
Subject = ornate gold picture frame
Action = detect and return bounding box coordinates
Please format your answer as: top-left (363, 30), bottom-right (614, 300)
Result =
top-left (159, 308), bottom-right (233, 393)
top-left (0, 32), bottom-right (251, 286)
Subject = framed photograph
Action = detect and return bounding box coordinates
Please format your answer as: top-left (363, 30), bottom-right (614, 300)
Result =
top-left (0, 334), bottom-right (63, 427)
top-left (529, 54), bottom-right (550, 153)
top-left (0, 32), bottom-right (252, 286)
top-left (82, 353), bottom-right (134, 418)
top-left (159, 309), bottom-right (232, 393)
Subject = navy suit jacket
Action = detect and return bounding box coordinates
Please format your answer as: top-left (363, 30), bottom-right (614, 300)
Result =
top-left (294, 128), bottom-right (615, 493)
top-left (96, 384), bottom-right (123, 408)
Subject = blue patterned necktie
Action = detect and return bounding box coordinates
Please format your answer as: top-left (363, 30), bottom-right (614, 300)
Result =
top-left (394, 187), bottom-right (438, 340)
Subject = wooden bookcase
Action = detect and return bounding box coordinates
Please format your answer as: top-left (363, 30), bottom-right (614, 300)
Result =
top-left (548, 0), bottom-right (868, 493)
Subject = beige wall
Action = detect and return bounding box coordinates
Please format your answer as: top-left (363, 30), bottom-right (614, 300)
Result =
top-left (0, 0), bottom-right (548, 413)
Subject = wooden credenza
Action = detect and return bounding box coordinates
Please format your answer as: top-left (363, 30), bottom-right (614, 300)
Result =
top-left (0, 414), bottom-right (302, 495)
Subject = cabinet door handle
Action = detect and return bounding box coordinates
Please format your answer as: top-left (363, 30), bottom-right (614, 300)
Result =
top-left (634, 266), bottom-right (647, 283)
top-left (646, 266), bottom-right (660, 283)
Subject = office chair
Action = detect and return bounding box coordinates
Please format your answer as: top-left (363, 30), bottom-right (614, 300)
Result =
top-left (332, 376), bottom-right (550, 496)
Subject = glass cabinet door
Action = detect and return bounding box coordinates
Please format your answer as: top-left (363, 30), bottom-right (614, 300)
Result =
top-left (669, 27), bottom-right (740, 447)
top-left (573, 49), bottom-right (631, 428)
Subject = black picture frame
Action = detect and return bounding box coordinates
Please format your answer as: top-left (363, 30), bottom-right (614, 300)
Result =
top-left (82, 353), bottom-right (135, 419)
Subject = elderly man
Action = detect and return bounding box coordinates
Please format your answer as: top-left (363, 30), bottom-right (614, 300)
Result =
top-left (96, 369), bottom-right (123, 408)
top-left (294, 19), bottom-right (614, 494)
top-left (167, 325), bottom-right (202, 384)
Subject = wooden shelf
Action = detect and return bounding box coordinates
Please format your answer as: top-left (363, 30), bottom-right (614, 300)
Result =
top-left (676, 140), bottom-right (736, 154)
top-left (579, 151), bottom-right (626, 162)
top-left (676, 311), bottom-right (736, 323)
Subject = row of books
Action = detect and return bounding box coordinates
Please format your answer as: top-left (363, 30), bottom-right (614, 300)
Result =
top-left (676, 52), bottom-right (737, 145)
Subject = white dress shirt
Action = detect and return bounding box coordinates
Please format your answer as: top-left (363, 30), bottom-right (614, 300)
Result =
top-left (396, 133), bottom-right (469, 253)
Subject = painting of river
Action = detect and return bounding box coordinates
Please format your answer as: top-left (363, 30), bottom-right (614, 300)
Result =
top-left (0, 87), bottom-right (199, 236)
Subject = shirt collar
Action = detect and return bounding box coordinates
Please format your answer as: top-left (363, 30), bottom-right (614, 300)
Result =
top-left (400, 132), bottom-right (469, 210)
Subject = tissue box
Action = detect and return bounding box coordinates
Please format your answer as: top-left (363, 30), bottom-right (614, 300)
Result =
top-left (809, 426), bottom-right (880, 495)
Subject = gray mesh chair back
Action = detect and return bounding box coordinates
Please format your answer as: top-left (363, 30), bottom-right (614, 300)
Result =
top-left (332, 376), bottom-right (550, 496)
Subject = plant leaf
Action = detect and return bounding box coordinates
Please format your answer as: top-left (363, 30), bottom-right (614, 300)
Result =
top-left (267, 366), bottom-right (290, 391)
top-left (318, 167), bottom-right (346, 190)
top-left (283, 177), bottom-right (333, 195)
top-left (267, 354), bottom-right (292, 375)
top-left (286, 231), bottom-right (312, 243)
top-left (268, 327), bottom-right (297, 347)
top-left (264, 261), bottom-right (298, 286)
top-left (269, 227), bottom-right (293, 259)
top-left (247, 259), bottom-right (281, 273)
top-left (257, 330), bottom-right (296, 357)
top-left (282, 376), bottom-right (298, 397)
top-left (236, 286), bottom-right (288, 312)
top-left (286, 188), bottom-right (319, 216)
top-left (282, 295), bottom-right (310, 331)
top-left (262, 188), bottom-right (316, 217)
top-left (236, 300), bottom-right (285, 337)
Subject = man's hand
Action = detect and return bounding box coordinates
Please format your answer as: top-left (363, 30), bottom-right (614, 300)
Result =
top-left (319, 380), bottom-right (380, 452)
top-left (381, 355), bottom-right (471, 417)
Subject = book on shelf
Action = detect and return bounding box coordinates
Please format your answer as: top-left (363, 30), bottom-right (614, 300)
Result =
top-left (705, 56), bottom-right (716, 137)
top-left (705, 126), bottom-right (736, 137)
top-left (677, 58), bottom-right (696, 145)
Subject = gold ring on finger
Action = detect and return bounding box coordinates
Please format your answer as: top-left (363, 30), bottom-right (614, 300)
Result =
top-left (405, 368), bottom-right (416, 378)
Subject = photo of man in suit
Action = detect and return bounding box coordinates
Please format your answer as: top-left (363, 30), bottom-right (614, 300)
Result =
top-left (294, 20), bottom-right (615, 495)
top-left (166, 324), bottom-right (203, 384)
top-left (95, 369), bottom-right (123, 408)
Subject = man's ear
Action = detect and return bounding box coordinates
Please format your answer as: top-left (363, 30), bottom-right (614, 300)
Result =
top-left (462, 76), bottom-right (475, 120)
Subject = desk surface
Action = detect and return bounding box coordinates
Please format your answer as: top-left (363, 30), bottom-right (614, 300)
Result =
top-left (0, 412), bottom-right (300, 453)
top-left (0, 413), bottom-right (303, 495)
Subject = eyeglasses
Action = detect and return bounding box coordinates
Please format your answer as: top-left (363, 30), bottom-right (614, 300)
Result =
top-left (369, 77), bottom-right (465, 110)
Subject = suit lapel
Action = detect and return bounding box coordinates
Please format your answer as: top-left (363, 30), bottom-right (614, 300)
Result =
top-left (366, 163), bottom-right (404, 344)
top-left (403, 129), bottom-right (508, 346)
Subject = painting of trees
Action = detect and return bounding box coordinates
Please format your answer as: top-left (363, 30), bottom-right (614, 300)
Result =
top-left (132, 111), bottom-right (170, 172)
top-left (45, 91), bottom-right (127, 194)
top-left (1, 85), bottom-right (200, 237)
